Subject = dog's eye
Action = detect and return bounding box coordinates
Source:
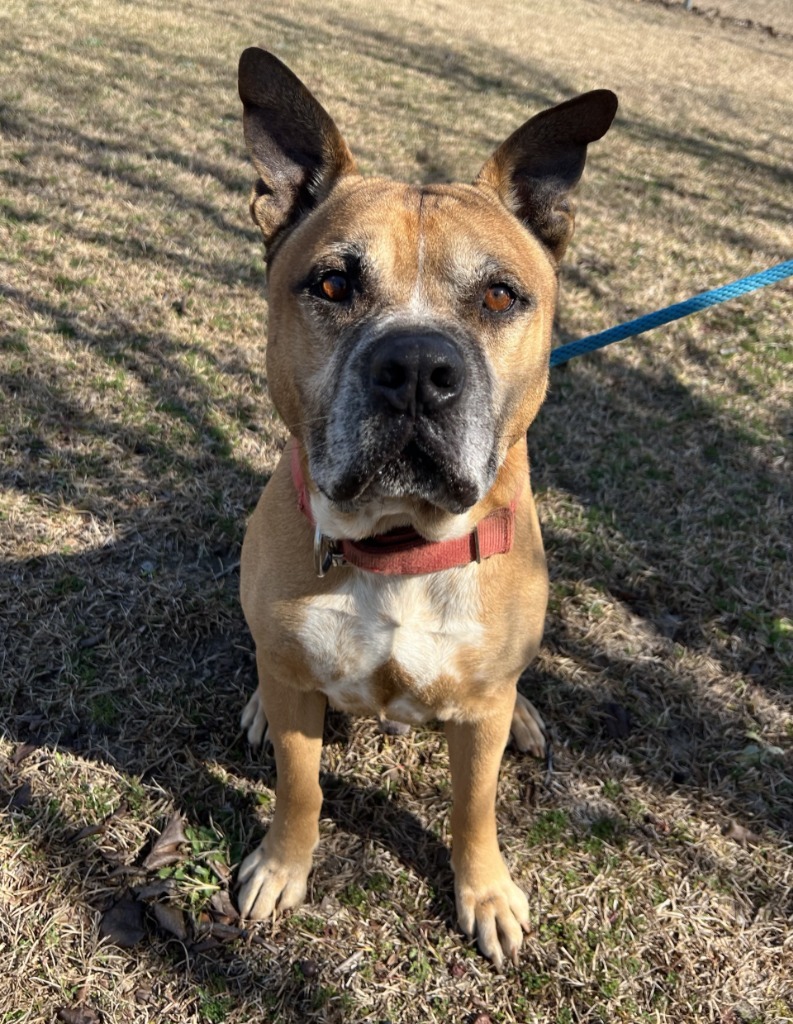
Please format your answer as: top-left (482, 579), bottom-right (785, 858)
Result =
top-left (318, 272), bottom-right (351, 303)
top-left (483, 284), bottom-right (515, 313)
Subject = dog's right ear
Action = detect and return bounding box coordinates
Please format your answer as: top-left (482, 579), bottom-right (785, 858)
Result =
top-left (238, 47), bottom-right (357, 251)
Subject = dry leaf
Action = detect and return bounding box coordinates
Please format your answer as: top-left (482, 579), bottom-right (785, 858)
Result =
top-left (209, 890), bottom-right (239, 924)
top-left (9, 781), bottom-right (32, 810)
top-left (56, 1007), bottom-right (101, 1024)
top-left (191, 937), bottom-right (220, 954)
top-left (99, 897), bottom-right (146, 948)
top-left (70, 822), bottom-right (107, 843)
top-left (106, 865), bottom-right (146, 880)
top-left (722, 821), bottom-right (761, 847)
top-left (197, 922), bottom-right (244, 942)
top-left (142, 812), bottom-right (187, 870)
top-left (10, 743), bottom-right (38, 767)
top-left (152, 902), bottom-right (188, 941)
top-left (133, 879), bottom-right (176, 902)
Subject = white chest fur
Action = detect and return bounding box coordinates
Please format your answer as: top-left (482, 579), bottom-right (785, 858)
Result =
top-left (297, 566), bottom-right (483, 723)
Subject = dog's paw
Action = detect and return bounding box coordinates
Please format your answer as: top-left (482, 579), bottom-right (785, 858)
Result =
top-left (241, 690), bottom-right (270, 749)
top-left (510, 692), bottom-right (546, 759)
top-left (237, 842), bottom-right (312, 920)
top-left (455, 868), bottom-right (530, 969)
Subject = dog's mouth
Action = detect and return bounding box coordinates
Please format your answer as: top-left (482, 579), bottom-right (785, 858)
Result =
top-left (371, 439), bottom-right (482, 511)
top-left (315, 431), bottom-right (488, 516)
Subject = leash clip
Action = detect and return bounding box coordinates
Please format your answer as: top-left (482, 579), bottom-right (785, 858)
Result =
top-left (314, 526), bottom-right (347, 578)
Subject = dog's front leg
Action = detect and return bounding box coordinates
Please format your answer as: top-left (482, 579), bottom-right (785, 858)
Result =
top-left (446, 686), bottom-right (530, 968)
top-left (238, 667), bottom-right (326, 921)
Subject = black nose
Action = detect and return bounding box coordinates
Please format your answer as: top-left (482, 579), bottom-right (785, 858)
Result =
top-left (369, 332), bottom-right (466, 415)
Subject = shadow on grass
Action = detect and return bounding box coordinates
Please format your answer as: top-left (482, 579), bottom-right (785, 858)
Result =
top-left (534, 352), bottom-right (792, 695)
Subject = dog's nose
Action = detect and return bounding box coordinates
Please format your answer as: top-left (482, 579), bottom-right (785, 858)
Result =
top-left (369, 332), bottom-right (466, 415)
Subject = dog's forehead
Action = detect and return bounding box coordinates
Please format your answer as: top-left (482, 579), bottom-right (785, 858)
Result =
top-left (415, 183), bottom-right (555, 289)
top-left (280, 177), bottom-right (554, 289)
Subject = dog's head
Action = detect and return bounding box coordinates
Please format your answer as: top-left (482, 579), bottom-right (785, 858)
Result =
top-left (239, 48), bottom-right (616, 539)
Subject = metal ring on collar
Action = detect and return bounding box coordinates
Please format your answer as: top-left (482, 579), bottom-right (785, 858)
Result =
top-left (314, 525), bottom-right (347, 578)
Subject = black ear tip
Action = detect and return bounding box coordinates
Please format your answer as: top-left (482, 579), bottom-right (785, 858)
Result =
top-left (239, 47), bottom-right (267, 99)
top-left (239, 46), bottom-right (284, 77)
top-left (598, 89), bottom-right (619, 120)
top-left (588, 89), bottom-right (619, 136)
top-left (238, 47), bottom-right (289, 80)
top-left (595, 89), bottom-right (618, 112)
top-left (239, 47), bottom-right (297, 104)
top-left (239, 45), bottom-right (267, 73)
top-left (535, 88), bottom-right (618, 143)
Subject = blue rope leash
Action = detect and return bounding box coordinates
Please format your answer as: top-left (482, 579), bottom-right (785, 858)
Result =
top-left (549, 259), bottom-right (793, 368)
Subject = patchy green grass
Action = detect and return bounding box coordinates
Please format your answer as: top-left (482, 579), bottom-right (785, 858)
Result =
top-left (1, 0), bottom-right (791, 1022)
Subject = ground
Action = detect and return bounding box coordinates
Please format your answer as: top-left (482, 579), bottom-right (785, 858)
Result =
top-left (1, 0), bottom-right (791, 1021)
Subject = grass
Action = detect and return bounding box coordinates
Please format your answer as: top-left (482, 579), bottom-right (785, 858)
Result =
top-left (1, 0), bottom-right (792, 1021)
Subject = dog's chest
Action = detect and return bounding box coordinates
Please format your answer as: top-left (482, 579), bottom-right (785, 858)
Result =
top-left (297, 568), bottom-right (483, 722)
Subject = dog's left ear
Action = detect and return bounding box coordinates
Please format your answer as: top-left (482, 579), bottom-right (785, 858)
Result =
top-left (239, 47), bottom-right (357, 252)
top-left (475, 90), bottom-right (617, 264)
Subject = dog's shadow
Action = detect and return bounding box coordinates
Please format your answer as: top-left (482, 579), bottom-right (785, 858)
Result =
top-left (247, 710), bottom-right (459, 929)
top-left (318, 769), bottom-right (457, 925)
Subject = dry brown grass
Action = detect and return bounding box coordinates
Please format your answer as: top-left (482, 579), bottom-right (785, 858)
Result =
top-left (663, 0), bottom-right (793, 36)
top-left (1, 0), bottom-right (791, 1021)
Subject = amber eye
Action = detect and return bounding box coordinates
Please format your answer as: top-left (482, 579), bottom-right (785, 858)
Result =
top-left (318, 272), bottom-right (351, 302)
top-left (483, 283), bottom-right (515, 313)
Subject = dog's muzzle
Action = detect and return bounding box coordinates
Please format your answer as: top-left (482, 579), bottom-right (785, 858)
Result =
top-left (309, 324), bottom-right (496, 512)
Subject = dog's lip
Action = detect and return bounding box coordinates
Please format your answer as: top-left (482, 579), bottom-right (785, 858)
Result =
top-left (377, 441), bottom-right (481, 510)
top-left (322, 480), bottom-right (476, 519)
top-left (318, 442), bottom-right (481, 515)
top-left (318, 469), bottom-right (376, 506)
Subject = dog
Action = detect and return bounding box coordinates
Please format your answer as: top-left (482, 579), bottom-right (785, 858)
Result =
top-left (234, 46), bottom-right (617, 967)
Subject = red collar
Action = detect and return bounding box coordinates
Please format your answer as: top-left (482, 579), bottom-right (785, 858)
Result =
top-left (289, 441), bottom-right (517, 577)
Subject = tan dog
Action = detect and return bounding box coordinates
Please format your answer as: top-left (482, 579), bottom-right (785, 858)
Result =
top-left (235, 47), bottom-right (617, 967)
